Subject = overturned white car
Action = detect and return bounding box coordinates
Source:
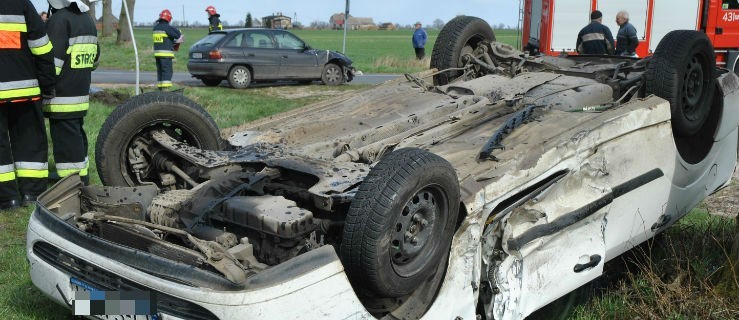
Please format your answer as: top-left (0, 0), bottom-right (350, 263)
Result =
top-left (26, 16), bottom-right (738, 320)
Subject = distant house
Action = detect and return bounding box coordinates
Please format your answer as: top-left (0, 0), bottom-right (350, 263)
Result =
top-left (329, 13), bottom-right (375, 30)
top-left (262, 12), bottom-right (292, 29)
top-left (95, 14), bottom-right (118, 30)
top-left (379, 22), bottom-right (396, 30)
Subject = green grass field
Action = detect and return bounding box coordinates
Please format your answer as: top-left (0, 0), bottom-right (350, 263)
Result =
top-left (98, 28), bottom-right (520, 74)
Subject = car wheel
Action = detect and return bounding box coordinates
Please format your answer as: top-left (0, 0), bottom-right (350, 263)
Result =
top-left (646, 30), bottom-right (716, 137)
top-left (95, 92), bottom-right (223, 187)
top-left (321, 63), bottom-right (344, 85)
top-left (228, 65), bottom-right (252, 89)
top-left (431, 15), bottom-right (495, 86)
top-left (340, 148), bottom-right (459, 301)
top-left (201, 78), bottom-right (222, 87)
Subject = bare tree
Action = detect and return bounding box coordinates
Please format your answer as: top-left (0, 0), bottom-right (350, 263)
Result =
top-left (116, 0), bottom-right (135, 44)
top-left (102, 0), bottom-right (114, 37)
top-left (82, 0), bottom-right (96, 21)
top-left (432, 19), bottom-right (444, 30)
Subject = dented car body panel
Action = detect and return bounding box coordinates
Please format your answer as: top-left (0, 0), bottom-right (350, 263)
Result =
top-left (26, 28), bottom-right (739, 320)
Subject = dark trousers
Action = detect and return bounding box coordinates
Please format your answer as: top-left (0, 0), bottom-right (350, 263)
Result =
top-left (414, 47), bottom-right (425, 60)
top-left (156, 58), bottom-right (174, 89)
top-left (0, 100), bottom-right (48, 201)
top-left (48, 117), bottom-right (88, 181)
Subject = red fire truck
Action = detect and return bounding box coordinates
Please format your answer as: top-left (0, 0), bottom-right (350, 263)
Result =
top-left (522, 0), bottom-right (739, 71)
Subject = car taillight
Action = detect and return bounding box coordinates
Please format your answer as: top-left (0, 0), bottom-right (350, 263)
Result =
top-left (209, 50), bottom-right (222, 60)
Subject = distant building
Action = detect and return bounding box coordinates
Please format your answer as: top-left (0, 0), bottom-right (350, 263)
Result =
top-left (329, 13), bottom-right (375, 30)
top-left (262, 12), bottom-right (292, 29)
top-left (379, 22), bottom-right (396, 30)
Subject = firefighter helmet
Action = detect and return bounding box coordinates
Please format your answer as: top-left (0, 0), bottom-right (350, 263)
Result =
top-left (205, 6), bottom-right (217, 15)
top-left (47, 0), bottom-right (90, 12)
top-left (159, 9), bottom-right (172, 22)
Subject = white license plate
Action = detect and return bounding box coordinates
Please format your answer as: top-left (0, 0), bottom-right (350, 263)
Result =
top-left (192, 52), bottom-right (202, 59)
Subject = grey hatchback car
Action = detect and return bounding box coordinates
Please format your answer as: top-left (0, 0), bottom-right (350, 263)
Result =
top-left (187, 28), bottom-right (355, 88)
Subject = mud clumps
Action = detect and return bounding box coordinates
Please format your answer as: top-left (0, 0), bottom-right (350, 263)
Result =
top-left (91, 90), bottom-right (131, 106)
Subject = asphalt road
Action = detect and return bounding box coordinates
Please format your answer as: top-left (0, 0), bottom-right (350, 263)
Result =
top-left (92, 69), bottom-right (400, 87)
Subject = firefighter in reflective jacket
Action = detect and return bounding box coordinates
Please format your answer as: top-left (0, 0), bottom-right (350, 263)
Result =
top-left (206, 6), bottom-right (223, 32)
top-left (0, 0), bottom-right (56, 210)
top-left (153, 9), bottom-right (182, 90)
top-left (44, 0), bottom-right (99, 184)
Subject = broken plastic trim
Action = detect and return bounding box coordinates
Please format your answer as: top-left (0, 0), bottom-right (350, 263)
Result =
top-left (478, 104), bottom-right (540, 161)
top-left (506, 168), bottom-right (664, 251)
top-left (32, 206), bottom-right (243, 290)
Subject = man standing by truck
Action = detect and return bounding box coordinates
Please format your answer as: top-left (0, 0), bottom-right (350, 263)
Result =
top-left (615, 10), bottom-right (639, 57)
top-left (576, 10), bottom-right (615, 55)
top-left (0, 0), bottom-right (56, 210)
top-left (44, 0), bottom-right (99, 184)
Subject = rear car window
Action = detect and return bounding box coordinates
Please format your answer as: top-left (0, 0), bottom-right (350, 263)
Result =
top-left (224, 33), bottom-right (246, 48)
top-left (192, 33), bottom-right (226, 48)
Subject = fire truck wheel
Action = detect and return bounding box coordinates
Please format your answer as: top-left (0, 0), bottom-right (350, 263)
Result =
top-left (431, 16), bottom-right (495, 86)
top-left (646, 30), bottom-right (716, 137)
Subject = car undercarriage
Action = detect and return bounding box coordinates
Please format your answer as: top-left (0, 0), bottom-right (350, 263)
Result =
top-left (27, 16), bottom-right (739, 320)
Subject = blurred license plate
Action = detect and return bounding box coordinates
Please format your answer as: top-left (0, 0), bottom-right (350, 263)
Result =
top-left (71, 278), bottom-right (157, 320)
top-left (192, 52), bottom-right (202, 59)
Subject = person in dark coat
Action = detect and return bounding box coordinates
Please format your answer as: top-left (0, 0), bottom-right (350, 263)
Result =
top-left (615, 11), bottom-right (639, 57)
top-left (153, 9), bottom-right (183, 90)
top-left (205, 5), bottom-right (223, 32)
top-left (44, 0), bottom-right (99, 184)
top-left (576, 10), bottom-right (615, 55)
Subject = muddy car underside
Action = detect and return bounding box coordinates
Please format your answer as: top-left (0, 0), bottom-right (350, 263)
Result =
top-left (28, 16), bottom-right (739, 320)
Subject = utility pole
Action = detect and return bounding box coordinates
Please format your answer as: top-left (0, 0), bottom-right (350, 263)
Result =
top-left (182, 4), bottom-right (186, 27)
top-left (343, 0), bottom-right (349, 54)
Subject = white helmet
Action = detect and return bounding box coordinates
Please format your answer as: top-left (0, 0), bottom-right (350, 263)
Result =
top-left (47, 0), bottom-right (90, 13)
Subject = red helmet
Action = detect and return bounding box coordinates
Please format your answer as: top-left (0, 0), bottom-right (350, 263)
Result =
top-left (205, 6), bottom-right (217, 15)
top-left (159, 9), bottom-right (172, 22)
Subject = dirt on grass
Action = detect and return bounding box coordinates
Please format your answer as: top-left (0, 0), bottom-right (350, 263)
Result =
top-left (90, 90), bottom-right (131, 106)
top-left (700, 167), bottom-right (739, 218)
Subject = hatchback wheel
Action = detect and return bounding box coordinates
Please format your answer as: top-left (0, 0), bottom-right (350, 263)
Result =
top-left (228, 66), bottom-right (252, 89)
top-left (322, 63), bottom-right (344, 86)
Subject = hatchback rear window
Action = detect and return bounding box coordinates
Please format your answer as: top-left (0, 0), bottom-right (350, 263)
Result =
top-left (192, 33), bottom-right (226, 48)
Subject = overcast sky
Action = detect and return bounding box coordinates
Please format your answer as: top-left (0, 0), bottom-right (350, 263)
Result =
top-left (30, 0), bottom-right (520, 28)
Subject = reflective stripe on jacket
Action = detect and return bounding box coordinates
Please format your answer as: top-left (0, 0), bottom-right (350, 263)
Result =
top-left (0, 0), bottom-right (56, 104)
top-left (208, 15), bottom-right (223, 32)
top-left (153, 20), bottom-right (181, 58)
top-left (43, 7), bottom-right (98, 118)
top-left (576, 21), bottom-right (615, 55)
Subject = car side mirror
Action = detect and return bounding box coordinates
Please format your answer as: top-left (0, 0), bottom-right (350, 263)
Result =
top-left (303, 44), bottom-right (312, 51)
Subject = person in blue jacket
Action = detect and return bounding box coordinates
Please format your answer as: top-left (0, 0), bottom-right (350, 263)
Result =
top-left (412, 22), bottom-right (428, 60)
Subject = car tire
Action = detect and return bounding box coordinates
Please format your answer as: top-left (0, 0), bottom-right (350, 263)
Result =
top-left (430, 15), bottom-right (495, 86)
top-left (201, 78), bottom-right (222, 87)
top-left (340, 148), bottom-right (460, 299)
top-left (95, 92), bottom-right (223, 186)
top-left (321, 63), bottom-right (344, 85)
top-left (645, 30), bottom-right (716, 137)
top-left (228, 65), bottom-right (252, 89)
